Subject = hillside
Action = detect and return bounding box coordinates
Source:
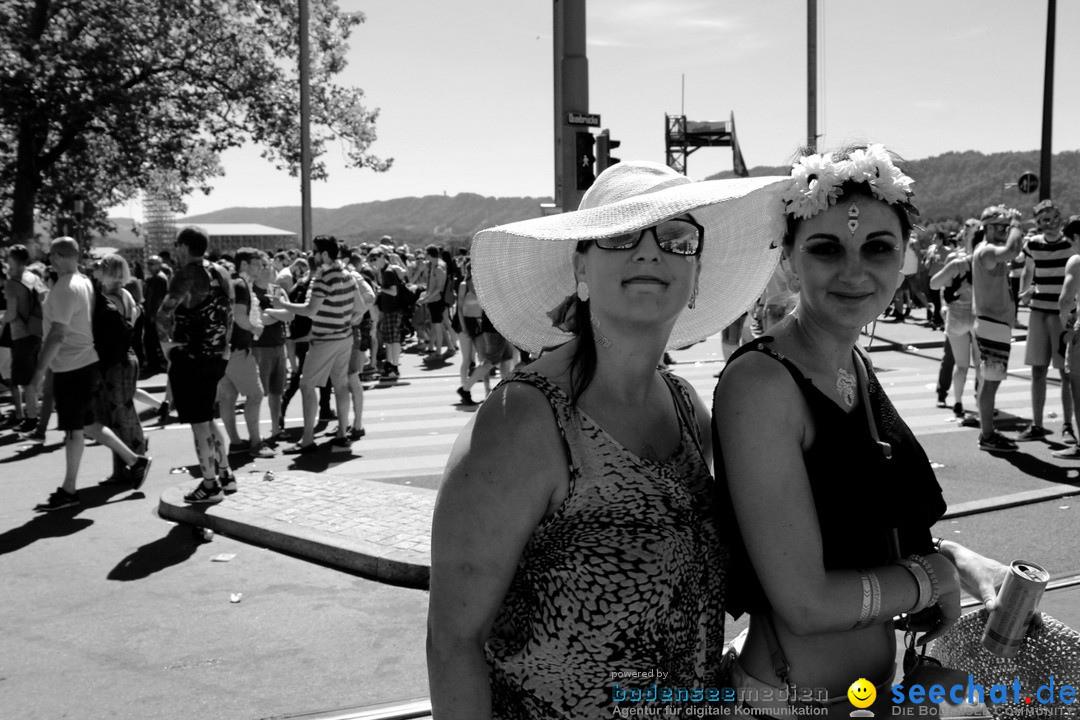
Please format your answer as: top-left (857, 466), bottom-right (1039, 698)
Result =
top-left (180, 193), bottom-right (551, 246)
top-left (706, 149), bottom-right (1080, 221)
top-left (99, 149), bottom-right (1078, 249)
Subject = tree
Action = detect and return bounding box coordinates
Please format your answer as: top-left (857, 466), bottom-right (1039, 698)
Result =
top-left (0, 0), bottom-right (391, 248)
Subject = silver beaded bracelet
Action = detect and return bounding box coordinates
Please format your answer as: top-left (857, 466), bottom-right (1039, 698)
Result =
top-left (908, 553), bottom-right (941, 609)
top-left (893, 557), bottom-right (933, 614)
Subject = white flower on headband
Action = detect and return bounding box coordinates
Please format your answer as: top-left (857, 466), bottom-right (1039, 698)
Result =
top-left (781, 154), bottom-right (843, 220)
top-left (781, 143), bottom-right (917, 220)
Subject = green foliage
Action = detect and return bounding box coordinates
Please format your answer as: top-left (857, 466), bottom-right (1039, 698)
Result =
top-left (0, 0), bottom-right (390, 245)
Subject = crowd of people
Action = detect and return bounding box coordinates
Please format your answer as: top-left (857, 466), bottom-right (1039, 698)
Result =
top-left (896, 200), bottom-right (1080, 453)
top-left (0, 227), bottom-right (507, 509)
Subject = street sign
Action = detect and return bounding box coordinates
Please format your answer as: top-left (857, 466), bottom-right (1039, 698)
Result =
top-left (566, 112), bottom-right (600, 127)
top-left (1018, 172), bottom-right (1039, 194)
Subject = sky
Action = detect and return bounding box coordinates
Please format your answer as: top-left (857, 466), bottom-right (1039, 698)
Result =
top-left (110, 0), bottom-right (1080, 220)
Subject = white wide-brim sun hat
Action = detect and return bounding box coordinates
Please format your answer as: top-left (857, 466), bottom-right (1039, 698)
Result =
top-left (471, 160), bottom-right (790, 355)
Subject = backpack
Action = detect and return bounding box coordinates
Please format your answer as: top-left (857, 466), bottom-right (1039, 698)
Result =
top-left (441, 266), bottom-right (458, 306)
top-left (288, 276), bottom-right (313, 339)
top-left (92, 279), bottom-right (136, 369)
top-left (351, 275), bottom-right (376, 325)
top-left (14, 275), bottom-right (47, 338)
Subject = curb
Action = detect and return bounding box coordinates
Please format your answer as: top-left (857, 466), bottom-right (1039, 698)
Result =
top-left (157, 486), bottom-right (430, 589)
top-left (942, 484), bottom-right (1080, 519)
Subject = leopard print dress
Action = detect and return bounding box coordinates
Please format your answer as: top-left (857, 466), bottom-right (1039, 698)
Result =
top-left (486, 369), bottom-right (726, 719)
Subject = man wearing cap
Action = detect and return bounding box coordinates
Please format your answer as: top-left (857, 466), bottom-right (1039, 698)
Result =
top-left (30, 237), bottom-right (153, 511)
top-left (1017, 199), bottom-right (1078, 443)
top-left (971, 206), bottom-right (1025, 453)
top-left (3, 244), bottom-right (46, 433)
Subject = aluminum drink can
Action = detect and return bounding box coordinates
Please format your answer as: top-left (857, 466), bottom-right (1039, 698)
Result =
top-left (981, 560), bottom-right (1049, 657)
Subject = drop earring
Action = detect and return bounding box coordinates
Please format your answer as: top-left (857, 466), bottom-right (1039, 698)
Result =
top-left (789, 275), bottom-right (801, 294)
top-left (576, 280), bottom-right (589, 302)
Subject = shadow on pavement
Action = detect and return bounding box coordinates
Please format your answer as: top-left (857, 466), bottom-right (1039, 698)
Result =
top-left (285, 443), bottom-right (358, 473)
top-left (998, 451), bottom-right (1080, 486)
top-left (107, 523), bottom-right (201, 581)
top-left (0, 484), bottom-right (136, 555)
top-left (0, 439), bottom-right (63, 460)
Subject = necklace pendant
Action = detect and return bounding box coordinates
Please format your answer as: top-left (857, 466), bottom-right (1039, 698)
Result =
top-left (836, 367), bottom-right (856, 407)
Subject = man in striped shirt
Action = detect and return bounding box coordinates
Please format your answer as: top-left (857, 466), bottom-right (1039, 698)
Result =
top-left (272, 235), bottom-right (357, 453)
top-left (1017, 200), bottom-right (1078, 443)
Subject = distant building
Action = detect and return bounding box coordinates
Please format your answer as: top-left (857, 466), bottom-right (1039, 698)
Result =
top-left (145, 223), bottom-right (299, 255)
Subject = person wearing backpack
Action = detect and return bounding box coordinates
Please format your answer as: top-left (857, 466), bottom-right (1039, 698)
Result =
top-left (368, 248), bottom-right (406, 380)
top-left (3, 244), bottom-right (45, 433)
top-left (156, 226), bottom-right (236, 503)
top-left (91, 254), bottom-right (149, 485)
top-left (30, 238), bottom-right (153, 511)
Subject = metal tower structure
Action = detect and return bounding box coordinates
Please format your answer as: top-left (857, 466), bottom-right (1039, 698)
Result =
top-left (142, 192), bottom-right (176, 258)
top-left (665, 114), bottom-right (737, 176)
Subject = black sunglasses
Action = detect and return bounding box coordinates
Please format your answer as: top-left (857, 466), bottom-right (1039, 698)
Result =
top-left (593, 218), bottom-right (704, 256)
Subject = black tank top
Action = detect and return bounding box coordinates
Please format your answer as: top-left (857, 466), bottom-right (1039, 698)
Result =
top-left (712, 339), bottom-right (946, 619)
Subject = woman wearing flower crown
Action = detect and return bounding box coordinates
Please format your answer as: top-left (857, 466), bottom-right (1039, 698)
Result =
top-left (713, 144), bottom-right (1015, 716)
top-left (428, 161), bottom-right (789, 719)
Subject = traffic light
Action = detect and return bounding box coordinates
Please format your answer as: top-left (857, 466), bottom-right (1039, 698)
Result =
top-left (596, 128), bottom-right (621, 173)
top-left (575, 131), bottom-right (595, 190)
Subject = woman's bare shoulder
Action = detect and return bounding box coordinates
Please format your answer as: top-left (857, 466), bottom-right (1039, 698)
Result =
top-left (715, 346), bottom-right (800, 404)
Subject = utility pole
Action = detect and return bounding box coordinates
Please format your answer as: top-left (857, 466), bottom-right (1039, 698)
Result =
top-left (807, 0), bottom-right (817, 153)
top-left (299, 0), bottom-right (313, 251)
top-left (1039, 0), bottom-right (1056, 201)
top-left (553, 0), bottom-right (589, 213)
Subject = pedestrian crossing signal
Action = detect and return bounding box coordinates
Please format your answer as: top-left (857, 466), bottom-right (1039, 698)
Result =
top-left (576, 132), bottom-right (595, 190)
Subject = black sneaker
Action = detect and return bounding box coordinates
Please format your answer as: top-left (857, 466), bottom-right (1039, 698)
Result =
top-left (952, 402), bottom-right (964, 418)
top-left (15, 417), bottom-right (38, 434)
top-left (936, 393), bottom-right (948, 409)
top-left (1016, 425), bottom-right (1051, 442)
top-left (348, 427), bottom-right (366, 441)
top-left (128, 456), bottom-right (153, 491)
top-left (978, 432), bottom-right (1018, 453)
top-left (184, 480), bottom-right (224, 504)
top-left (220, 473), bottom-right (238, 495)
top-left (35, 488), bottom-right (80, 512)
top-left (18, 427), bottom-right (46, 443)
top-left (457, 387), bottom-right (476, 406)
top-left (1062, 424), bottom-right (1078, 446)
top-left (330, 435), bottom-right (353, 448)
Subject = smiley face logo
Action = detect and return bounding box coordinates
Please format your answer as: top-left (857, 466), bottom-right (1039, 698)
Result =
top-left (847, 678), bottom-right (876, 709)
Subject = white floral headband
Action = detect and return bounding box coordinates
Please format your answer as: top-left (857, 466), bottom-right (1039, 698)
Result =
top-left (781, 143), bottom-right (919, 222)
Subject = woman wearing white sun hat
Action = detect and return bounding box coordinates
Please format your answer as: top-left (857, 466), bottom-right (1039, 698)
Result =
top-left (426, 160), bottom-right (789, 719)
